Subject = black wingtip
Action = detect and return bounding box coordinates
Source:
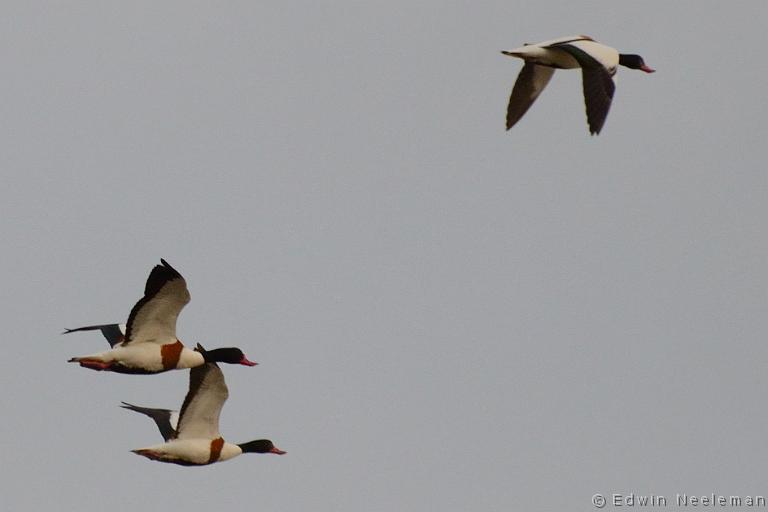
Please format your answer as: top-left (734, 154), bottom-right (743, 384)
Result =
top-left (157, 259), bottom-right (181, 277)
top-left (143, 259), bottom-right (184, 297)
top-left (61, 325), bottom-right (97, 335)
top-left (159, 259), bottom-right (181, 276)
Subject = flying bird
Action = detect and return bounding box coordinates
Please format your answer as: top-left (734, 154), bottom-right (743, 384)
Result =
top-left (65, 259), bottom-right (258, 374)
top-left (502, 35), bottom-right (655, 134)
top-left (125, 352), bottom-right (285, 466)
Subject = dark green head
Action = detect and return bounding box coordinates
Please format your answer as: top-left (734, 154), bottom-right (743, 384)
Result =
top-left (238, 439), bottom-right (286, 455)
top-left (618, 54), bottom-right (655, 73)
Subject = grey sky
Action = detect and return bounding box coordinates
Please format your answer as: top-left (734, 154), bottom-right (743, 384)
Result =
top-left (1, 1), bottom-right (766, 511)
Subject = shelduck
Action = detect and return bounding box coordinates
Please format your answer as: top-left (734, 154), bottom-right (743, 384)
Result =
top-left (124, 351), bottom-right (285, 466)
top-left (65, 260), bottom-right (258, 374)
top-left (501, 35), bottom-right (654, 134)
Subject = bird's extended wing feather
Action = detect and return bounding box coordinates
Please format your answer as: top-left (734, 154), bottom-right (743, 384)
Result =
top-left (62, 323), bottom-right (126, 347)
top-left (124, 259), bottom-right (190, 345)
top-left (506, 63), bottom-right (555, 130)
top-left (121, 402), bottom-right (177, 442)
top-left (174, 361), bottom-right (228, 440)
top-left (550, 43), bottom-right (615, 135)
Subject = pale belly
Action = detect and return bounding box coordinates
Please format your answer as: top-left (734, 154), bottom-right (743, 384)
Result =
top-left (133, 439), bottom-right (242, 465)
top-left (78, 344), bottom-right (165, 372)
top-left (76, 344), bottom-right (203, 373)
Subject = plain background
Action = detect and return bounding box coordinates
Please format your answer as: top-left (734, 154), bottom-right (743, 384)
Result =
top-left (1, 2), bottom-right (766, 510)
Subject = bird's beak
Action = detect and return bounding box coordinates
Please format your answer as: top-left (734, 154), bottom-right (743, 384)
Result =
top-left (240, 356), bottom-right (258, 366)
top-left (500, 51), bottom-right (516, 57)
top-left (641, 64), bottom-right (656, 73)
top-left (271, 447), bottom-right (287, 455)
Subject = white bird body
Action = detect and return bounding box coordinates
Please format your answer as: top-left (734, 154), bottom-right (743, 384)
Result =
top-left (132, 438), bottom-right (243, 465)
top-left (504, 36), bottom-right (619, 72)
top-left (73, 343), bottom-right (205, 373)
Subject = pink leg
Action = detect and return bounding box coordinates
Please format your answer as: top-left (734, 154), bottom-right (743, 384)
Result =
top-left (132, 449), bottom-right (166, 461)
top-left (76, 359), bottom-right (114, 371)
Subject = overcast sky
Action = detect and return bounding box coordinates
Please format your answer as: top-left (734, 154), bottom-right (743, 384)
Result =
top-left (1, 2), bottom-right (767, 511)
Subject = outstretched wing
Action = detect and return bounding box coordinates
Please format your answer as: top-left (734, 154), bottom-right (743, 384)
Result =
top-left (120, 402), bottom-right (178, 442)
top-left (174, 359), bottom-right (229, 441)
top-left (505, 62), bottom-right (555, 130)
top-left (550, 43), bottom-right (615, 135)
top-left (62, 323), bottom-right (126, 347)
top-left (124, 259), bottom-right (190, 345)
